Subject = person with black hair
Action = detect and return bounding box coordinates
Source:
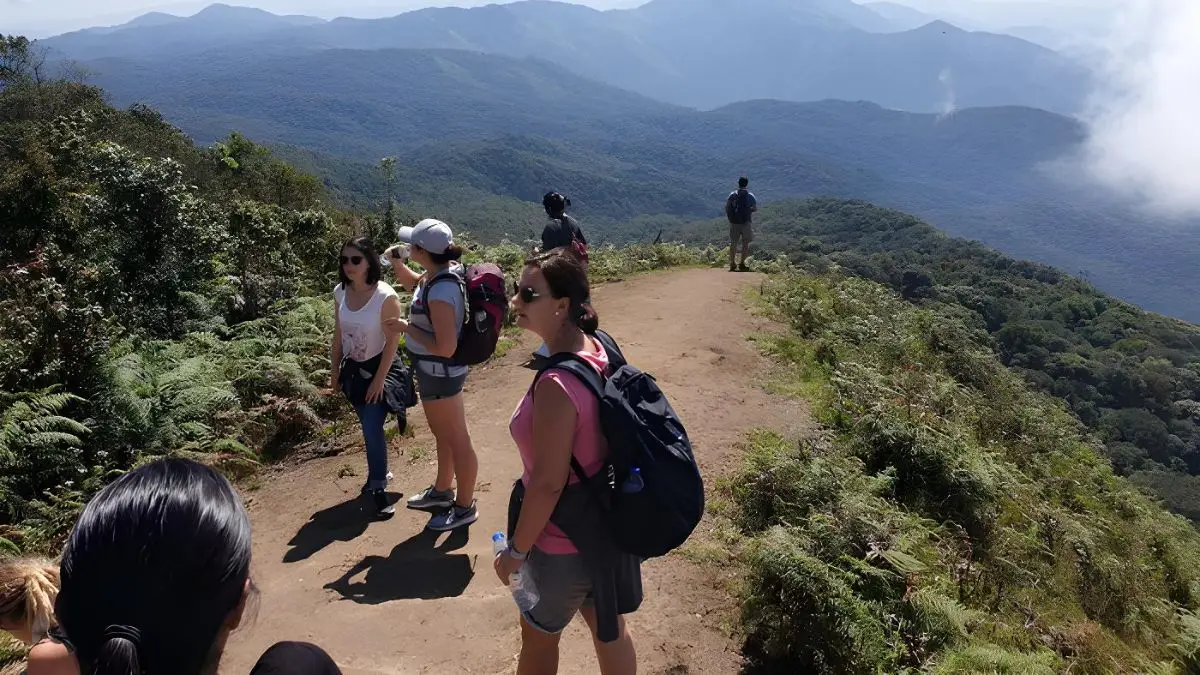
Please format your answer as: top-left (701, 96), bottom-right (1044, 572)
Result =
top-left (540, 192), bottom-right (587, 255)
top-left (724, 176), bottom-right (757, 272)
top-left (500, 248), bottom-right (641, 674)
top-left (331, 236), bottom-right (404, 518)
top-left (534, 192), bottom-right (588, 361)
top-left (25, 458), bottom-right (341, 675)
top-left (383, 219), bottom-right (480, 532)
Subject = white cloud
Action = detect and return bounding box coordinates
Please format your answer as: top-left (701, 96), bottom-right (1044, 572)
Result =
top-left (1081, 0), bottom-right (1200, 216)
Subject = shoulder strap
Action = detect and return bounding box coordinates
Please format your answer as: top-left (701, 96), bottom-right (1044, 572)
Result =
top-left (420, 271), bottom-right (468, 324)
top-left (591, 329), bottom-right (627, 369)
top-left (532, 355), bottom-right (607, 484)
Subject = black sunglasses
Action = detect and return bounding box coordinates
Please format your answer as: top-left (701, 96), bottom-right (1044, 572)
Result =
top-left (340, 255), bottom-right (364, 266)
top-left (512, 283), bottom-right (542, 304)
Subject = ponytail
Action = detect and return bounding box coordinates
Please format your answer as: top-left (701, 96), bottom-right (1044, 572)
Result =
top-left (577, 301), bottom-right (599, 335)
top-left (93, 625), bottom-right (142, 675)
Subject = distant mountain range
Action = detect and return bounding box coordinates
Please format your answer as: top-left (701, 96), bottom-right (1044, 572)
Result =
top-left (74, 42), bottom-right (1197, 320)
top-left (42, 0), bottom-right (1092, 114)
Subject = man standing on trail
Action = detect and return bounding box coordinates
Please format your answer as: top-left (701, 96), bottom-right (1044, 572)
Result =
top-left (725, 176), bottom-right (757, 272)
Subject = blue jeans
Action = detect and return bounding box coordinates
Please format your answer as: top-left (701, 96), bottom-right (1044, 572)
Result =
top-left (354, 402), bottom-right (390, 489)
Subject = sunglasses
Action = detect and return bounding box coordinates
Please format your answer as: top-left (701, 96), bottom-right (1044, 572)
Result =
top-left (512, 283), bottom-right (542, 304)
top-left (340, 255), bottom-right (364, 266)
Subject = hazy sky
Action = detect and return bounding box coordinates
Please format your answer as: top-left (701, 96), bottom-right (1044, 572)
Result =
top-left (1, 0), bottom-right (644, 37)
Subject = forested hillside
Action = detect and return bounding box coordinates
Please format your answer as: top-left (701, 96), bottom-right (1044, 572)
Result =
top-left (738, 268), bottom-right (1200, 673)
top-left (73, 43), bottom-right (1197, 320)
top-left (0, 40), bottom-right (707, 551)
top-left (679, 199), bottom-right (1200, 521)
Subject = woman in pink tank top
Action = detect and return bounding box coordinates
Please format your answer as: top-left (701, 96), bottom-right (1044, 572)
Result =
top-left (495, 249), bottom-right (638, 674)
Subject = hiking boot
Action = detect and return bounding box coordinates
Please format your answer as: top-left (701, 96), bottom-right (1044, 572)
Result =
top-left (729, 264), bottom-right (737, 272)
top-left (361, 471), bottom-right (395, 495)
top-left (738, 263), bottom-right (749, 272)
top-left (407, 485), bottom-right (455, 510)
top-left (370, 488), bottom-right (395, 518)
top-left (426, 501), bottom-right (478, 532)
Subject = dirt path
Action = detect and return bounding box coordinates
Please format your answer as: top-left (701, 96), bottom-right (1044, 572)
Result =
top-left (222, 268), bottom-right (811, 675)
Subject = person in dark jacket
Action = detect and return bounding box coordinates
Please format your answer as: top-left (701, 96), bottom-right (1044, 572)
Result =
top-left (535, 192), bottom-right (588, 360)
top-left (540, 192), bottom-right (586, 254)
top-left (724, 176), bottom-right (758, 272)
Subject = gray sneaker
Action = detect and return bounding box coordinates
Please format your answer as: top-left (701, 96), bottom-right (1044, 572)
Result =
top-left (406, 486), bottom-right (455, 510)
top-left (427, 501), bottom-right (478, 531)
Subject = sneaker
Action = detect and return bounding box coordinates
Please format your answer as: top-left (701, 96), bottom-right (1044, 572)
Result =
top-left (729, 264), bottom-right (737, 272)
top-left (738, 263), bottom-right (749, 272)
top-left (406, 486), bottom-right (456, 510)
top-left (360, 471), bottom-right (395, 495)
top-left (371, 489), bottom-right (395, 518)
top-left (426, 501), bottom-right (478, 532)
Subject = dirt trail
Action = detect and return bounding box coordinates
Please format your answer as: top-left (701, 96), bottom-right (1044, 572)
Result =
top-left (222, 268), bottom-right (811, 675)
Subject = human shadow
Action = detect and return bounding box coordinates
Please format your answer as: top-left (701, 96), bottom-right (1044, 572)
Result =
top-left (282, 493), bottom-right (400, 564)
top-left (323, 527), bottom-right (475, 604)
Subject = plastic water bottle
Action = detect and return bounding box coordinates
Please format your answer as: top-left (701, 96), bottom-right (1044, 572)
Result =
top-left (492, 533), bottom-right (539, 611)
top-left (621, 467), bottom-right (645, 494)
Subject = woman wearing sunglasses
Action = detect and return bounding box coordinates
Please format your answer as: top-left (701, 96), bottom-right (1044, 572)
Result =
top-left (331, 237), bottom-right (403, 517)
top-left (499, 248), bottom-right (639, 674)
top-left (382, 219), bottom-right (479, 532)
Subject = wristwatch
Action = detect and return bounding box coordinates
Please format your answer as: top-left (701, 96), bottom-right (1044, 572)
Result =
top-left (507, 543), bottom-right (528, 561)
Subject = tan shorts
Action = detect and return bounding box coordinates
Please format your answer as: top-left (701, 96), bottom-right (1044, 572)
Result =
top-left (730, 221), bottom-right (753, 245)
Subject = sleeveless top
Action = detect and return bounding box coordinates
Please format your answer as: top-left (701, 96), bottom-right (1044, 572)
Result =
top-left (509, 337), bottom-right (610, 554)
top-left (334, 281), bottom-right (399, 363)
top-left (406, 263), bottom-right (467, 378)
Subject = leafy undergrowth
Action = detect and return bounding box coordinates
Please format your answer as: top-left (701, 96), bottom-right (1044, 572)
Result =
top-left (734, 270), bottom-right (1200, 674)
top-left (1, 243), bottom-right (712, 554)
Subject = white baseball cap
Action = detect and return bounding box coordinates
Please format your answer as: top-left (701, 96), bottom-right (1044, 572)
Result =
top-left (397, 218), bottom-right (454, 254)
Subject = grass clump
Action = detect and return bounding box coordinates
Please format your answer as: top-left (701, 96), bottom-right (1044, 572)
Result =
top-left (733, 270), bottom-right (1200, 673)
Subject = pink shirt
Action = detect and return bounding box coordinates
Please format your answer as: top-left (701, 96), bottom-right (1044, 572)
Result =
top-left (509, 338), bottom-right (610, 554)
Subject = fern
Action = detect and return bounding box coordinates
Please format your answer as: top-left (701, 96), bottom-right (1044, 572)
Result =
top-left (905, 589), bottom-right (984, 650)
top-left (0, 389), bottom-right (89, 461)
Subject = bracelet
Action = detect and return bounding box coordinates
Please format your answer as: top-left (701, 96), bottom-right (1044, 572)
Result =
top-left (506, 544), bottom-right (528, 561)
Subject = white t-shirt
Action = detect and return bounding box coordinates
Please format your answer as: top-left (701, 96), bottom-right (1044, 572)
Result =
top-left (334, 281), bottom-right (399, 362)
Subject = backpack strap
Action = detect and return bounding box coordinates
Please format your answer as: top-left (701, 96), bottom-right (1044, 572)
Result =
top-left (414, 271), bottom-right (467, 322)
top-left (533, 354), bottom-right (608, 485)
top-left (408, 271), bottom-right (468, 365)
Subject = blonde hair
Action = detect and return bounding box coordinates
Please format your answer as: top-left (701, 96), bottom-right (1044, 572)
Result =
top-left (0, 557), bottom-right (60, 644)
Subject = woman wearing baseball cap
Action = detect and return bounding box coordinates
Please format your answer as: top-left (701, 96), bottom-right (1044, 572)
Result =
top-left (384, 219), bottom-right (479, 532)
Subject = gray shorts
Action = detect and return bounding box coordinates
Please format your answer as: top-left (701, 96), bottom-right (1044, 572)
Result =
top-left (415, 366), bottom-right (467, 402)
top-left (730, 221), bottom-right (753, 245)
top-left (522, 550), bottom-right (593, 634)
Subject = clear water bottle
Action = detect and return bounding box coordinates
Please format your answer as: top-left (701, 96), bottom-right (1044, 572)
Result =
top-left (492, 533), bottom-right (539, 612)
top-left (621, 467), bottom-right (645, 493)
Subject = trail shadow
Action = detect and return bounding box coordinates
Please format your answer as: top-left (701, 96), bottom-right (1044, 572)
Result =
top-left (283, 493), bottom-right (400, 564)
top-left (323, 528), bottom-right (475, 604)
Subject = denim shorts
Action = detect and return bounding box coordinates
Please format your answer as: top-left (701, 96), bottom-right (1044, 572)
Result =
top-left (522, 550), bottom-right (593, 634)
top-left (415, 366), bottom-right (467, 402)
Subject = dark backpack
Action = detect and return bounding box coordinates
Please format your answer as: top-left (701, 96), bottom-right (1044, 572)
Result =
top-left (417, 263), bottom-right (507, 366)
top-left (726, 190), bottom-right (751, 225)
top-left (537, 330), bottom-right (704, 559)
